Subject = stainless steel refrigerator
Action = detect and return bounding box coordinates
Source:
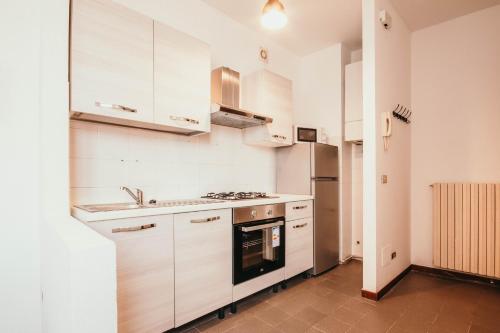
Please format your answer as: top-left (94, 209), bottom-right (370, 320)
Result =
top-left (276, 143), bottom-right (339, 275)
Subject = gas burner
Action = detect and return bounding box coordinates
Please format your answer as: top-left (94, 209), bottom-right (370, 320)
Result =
top-left (202, 192), bottom-right (276, 201)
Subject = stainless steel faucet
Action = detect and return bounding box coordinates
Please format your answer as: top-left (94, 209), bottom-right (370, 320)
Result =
top-left (121, 186), bottom-right (144, 205)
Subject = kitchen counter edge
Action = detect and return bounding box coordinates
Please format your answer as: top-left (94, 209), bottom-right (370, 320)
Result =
top-left (71, 194), bottom-right (314, 223)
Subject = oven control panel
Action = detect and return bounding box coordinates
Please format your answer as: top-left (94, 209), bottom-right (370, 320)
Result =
top-left (233, 203), bottom-right (285, 224)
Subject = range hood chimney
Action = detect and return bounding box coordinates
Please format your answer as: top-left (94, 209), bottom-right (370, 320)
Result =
top-left (211, 67), bottom-right (272, 129)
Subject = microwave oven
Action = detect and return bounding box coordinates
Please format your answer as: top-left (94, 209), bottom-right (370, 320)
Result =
top-left (294, 126), bottom-right (326, 144)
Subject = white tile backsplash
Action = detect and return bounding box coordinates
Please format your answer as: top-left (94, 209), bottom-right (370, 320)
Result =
top-left (69, 120), bottom-right (277, 205)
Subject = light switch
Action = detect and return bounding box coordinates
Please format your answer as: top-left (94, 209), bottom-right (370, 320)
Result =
top-left (381, 175), bottom-right (388, 184)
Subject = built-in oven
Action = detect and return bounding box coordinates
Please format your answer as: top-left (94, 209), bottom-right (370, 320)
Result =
top-left (233, 204), bottom-right (286, 285)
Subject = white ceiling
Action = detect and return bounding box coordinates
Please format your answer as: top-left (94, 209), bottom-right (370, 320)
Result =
top-left (392, 0), bottom-right (500, 31)
top-left (202, 0), bottom-right (362, 56)
top-left (202, 0), bottom-right (500, 56)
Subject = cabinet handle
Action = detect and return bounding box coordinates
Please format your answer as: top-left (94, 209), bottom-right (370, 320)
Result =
top-left (170, 115), bottom-right (200, 125)
top-left (293, 205), bottom-right (308, 210)
top-left (272, 134), bottom-right (287, 140)
top-left (112, 223), bottom-right (156, 233)
top-left (190, 216), bottom-right (220, 224)
top-left (293, 222), bottom-right (308, 229)
top-left (95, 102), bottom-right (137, 113)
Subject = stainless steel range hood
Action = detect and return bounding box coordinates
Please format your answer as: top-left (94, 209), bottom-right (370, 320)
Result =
top-left (211, 67), bottom-right (272, 129)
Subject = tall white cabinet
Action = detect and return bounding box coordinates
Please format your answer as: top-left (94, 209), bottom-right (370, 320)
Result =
top-left (242, 70), bottom-right (294, 147)
top-left (345, 61), bottom-right (363, 142)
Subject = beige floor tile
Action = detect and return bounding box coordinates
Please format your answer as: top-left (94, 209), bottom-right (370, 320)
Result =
top-left (224, 317), bottom-right (273, 333)
top-left (329, 307), bottom-right (365, 326)
top-left (275, 317), bottom-right (311, 333)
top-left (294, 306), bottom-right (328, 326)
top-left (253, 306), bottom-right (291, 327)
top-left (313, 314), bottom-right (352, 333)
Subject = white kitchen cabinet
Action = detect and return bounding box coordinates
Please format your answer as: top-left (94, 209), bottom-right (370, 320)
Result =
top-left (154, 22), bottom-right (211, 133)
top-left (285, 217), bottom-right (314, 279)
top-left (89, 215), bottom-right (174, 333)
top-left (345, 61), bottom-right (363, 142)
top-left (174, 209), bottom-right (232, 327)
top-left (286, 200), bottom-right (313, 221)
top-left (70, 0), bottom-right (154, 122)
top-left (242, 70), bottom-right (293, 147)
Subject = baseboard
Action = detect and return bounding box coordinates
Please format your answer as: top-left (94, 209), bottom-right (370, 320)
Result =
top-left (361, 265), bottom-right (412, 301)
top-left (361, 264), bottom-right (500, 302)
top-left (411, 264), bottom-right (500, 287)
top-left (340, 256), bottom-right (353, 264)
top-left (360, 289), bottom-right (377, 301)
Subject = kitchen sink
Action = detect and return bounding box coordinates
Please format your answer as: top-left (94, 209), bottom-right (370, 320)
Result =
top-left (75, 199), bottom-right (225, 213)
top-left (75, 203), bottom-right (144, 212)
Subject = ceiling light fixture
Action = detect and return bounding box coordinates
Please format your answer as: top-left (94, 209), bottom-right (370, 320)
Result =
top-left (261, 0), bottom-right (288, 30)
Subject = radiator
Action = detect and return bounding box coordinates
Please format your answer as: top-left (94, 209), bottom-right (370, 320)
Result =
top-left (432, 183), bottom-right (500, 278)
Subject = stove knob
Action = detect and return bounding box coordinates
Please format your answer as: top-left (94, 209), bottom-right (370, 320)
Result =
top-left (251, 210), bottom-right (257, 218)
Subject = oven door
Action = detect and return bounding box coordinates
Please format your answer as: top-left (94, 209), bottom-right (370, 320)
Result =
top-left (233, 218), bottom-right (285, 285)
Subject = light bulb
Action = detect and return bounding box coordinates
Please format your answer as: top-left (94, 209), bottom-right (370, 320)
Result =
top-left (261, 0), bottom-right (287, 30)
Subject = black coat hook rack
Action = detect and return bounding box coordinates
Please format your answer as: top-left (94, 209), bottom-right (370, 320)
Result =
top-left (392, 104), bottom-right (411, 123)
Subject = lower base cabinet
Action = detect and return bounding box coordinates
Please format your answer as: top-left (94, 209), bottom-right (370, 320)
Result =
top-left (285, 217), bottom-right (314, 279)
top-left (90, 215), bottom-right (175, 333)
top-left (174, 209), bottom-right (233, 327)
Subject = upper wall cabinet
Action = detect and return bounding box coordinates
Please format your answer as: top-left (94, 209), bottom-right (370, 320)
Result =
top-left (70, 0), bottom-right (211, 135)
top-left (242, 70), bottom-right (294, 147)
top-left (345, 61), bottom-right (363, 142)
top-left (154, 22), bottom-right (211, 133)
top-left (70, 0), bottom-right (154, 122)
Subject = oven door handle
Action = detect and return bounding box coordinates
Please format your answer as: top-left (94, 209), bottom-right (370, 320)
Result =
top-left (240, 220), bottom-right (284, 232)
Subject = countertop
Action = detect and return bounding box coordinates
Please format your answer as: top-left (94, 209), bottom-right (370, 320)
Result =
top-left (72, 194), bottom-right (314, 222)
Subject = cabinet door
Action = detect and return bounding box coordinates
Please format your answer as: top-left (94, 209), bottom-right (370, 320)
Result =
top-left (154, 22), bottom-right (211, 132)
top-left (285, 217), bottom-right (313, 279)
top-left (174, 209), bottom-right (232, 326)
top-left (71, 0), bottom-right (154, 122)
top-left (345, 61), bottom-right (362, 122)
top-left (90, 215), bottom-right (174, 333)
top-left (345, 61), bottom-right (363, 141)
top-left (243, 70), bottom-right (293, 147)
top-left (286, 200), bottom-right (313, 221)
top-left (262, 70), bottom-right (293, 144)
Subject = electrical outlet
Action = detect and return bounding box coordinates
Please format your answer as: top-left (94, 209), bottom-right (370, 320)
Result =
top-left (391, 251), bottom-right (397, 260)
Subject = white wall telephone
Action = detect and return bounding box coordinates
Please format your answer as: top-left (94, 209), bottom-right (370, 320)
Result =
top-left (381, 112), bottom-right (392, 151)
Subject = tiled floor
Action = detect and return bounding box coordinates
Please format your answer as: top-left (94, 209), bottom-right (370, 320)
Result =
top-left (171, 261), bottom-right (500, 333)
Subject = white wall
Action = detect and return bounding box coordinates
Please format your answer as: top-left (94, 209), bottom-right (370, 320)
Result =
top-left (348, 49), bottom-right (363, 259)
top-left (363, 0), bottom-right (411, 292)
top-left (294, 44), bottom-right (353, 261)
top-left (115, 0), bottom-right (300, 79)
top-left (411, 5), bottom-right (500, 267)
top-left (0, 2), bottom-right (42, 331)
top-left (1, 1), bottom-right (117, 332)
top-left (294, 45), bottom-right (344, 144)
top-left (352, 144), bottom-right (364, 258)
top-left (70, 121), bottom-right (277, 204)
top-left (350, 49), bottom-right (363, 63)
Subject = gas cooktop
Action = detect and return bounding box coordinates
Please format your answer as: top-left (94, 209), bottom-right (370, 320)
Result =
top-left (201, 192), bottom-right (278, 201)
